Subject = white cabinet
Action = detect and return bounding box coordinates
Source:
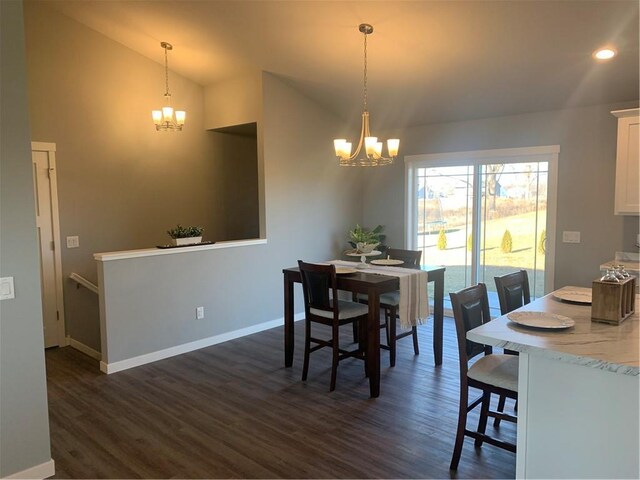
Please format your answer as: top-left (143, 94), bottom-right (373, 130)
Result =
top-left (612, 108), bottom-right (639, 215)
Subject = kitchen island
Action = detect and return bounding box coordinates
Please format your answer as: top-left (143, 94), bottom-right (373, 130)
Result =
top-left (468, 289), bottom-right (639, 479)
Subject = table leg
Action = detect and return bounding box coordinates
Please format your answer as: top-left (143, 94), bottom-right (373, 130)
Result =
top-left (284, 273), bottom-right (294, 367)
top-left (432, 270), bottom-right (444, 366)
top-left (367, 288), bottom-right (381, 398)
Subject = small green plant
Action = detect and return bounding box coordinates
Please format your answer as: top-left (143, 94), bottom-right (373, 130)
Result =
top-left (348, 224), bottom-right (384, 246)
top-left (437, 228), bottom-right (447, 250)
top-left (167, 224), bottom-right (204, 239)
top-left (538, 229), bottom-right (546, 255)
top-left (501, 229), bottom-right (513, 253)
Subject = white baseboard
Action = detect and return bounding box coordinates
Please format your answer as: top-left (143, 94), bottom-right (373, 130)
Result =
top-left (67, 336), bottom-right (101, 360)
top-left (100, 312), bottom-right (305, 374)
top-left (4, 458), bottom-right (55, 479)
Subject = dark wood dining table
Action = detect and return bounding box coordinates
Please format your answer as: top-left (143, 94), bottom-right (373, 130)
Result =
top-left (282, 264), bottom-right (446, 397)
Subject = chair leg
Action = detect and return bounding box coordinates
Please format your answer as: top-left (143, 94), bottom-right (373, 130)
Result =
top-left (411, 326), bottom-right (419, 355)
top-left (329, 322), bottom-right (339, 392)
top-left (494, 394), bottom-right (506, 427)
top-left (302, 318), bottom-right (311, 381)
top-left (389, 306), bottom-right (397, 367)
top-left (450, 384), bottom-right (468, 470)
top-left (358, 318), bottom-right (369, 377)
top-left (384, 308), bottom-right (391, 346)
top-left (475, 391), bottom-right (491, 447)
top-left (352, 320), bottom-right (359, 344)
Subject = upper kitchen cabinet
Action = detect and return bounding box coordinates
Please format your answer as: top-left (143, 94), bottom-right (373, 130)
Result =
top-left (611, 109), bottom-right (639, 215)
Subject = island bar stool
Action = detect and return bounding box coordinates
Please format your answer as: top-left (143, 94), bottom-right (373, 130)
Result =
top-left (493, 269), bottom-right (530, 424)
top-left (449, 283), bottom-right (518, 470)
top-left (494, 269), bottom-right (531, 316)
top-left (354, 248), bottom-right (422, 366)
top-left (297, 260), bottom-right (369, 392)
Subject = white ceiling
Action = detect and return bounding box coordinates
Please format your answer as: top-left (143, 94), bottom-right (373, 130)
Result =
top-left (42, 0), bottom-right (639, 128)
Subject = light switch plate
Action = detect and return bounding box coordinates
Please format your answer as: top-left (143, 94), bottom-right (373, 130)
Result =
top-left (562, 231), bottom-right (581, 243)
top-left (66, 236), bottom-right (79, 248)
top-left (196, 306), bottom-right (204, 319)
top-left (0, 277), bottom-right (15, 300)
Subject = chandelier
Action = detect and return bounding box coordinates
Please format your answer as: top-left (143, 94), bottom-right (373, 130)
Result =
top-left (334, 24), bottom-right (399, 166)
top-left (152, 42), bottom-right (186, 131)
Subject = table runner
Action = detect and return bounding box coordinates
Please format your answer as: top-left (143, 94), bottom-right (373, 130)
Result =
top-left (329, 260), bottom-right (429, 328)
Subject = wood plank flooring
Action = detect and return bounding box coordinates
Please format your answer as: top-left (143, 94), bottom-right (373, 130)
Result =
top-left (46, 317), bottom-right (516, 479)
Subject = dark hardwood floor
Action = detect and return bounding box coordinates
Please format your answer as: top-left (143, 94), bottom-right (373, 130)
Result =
top-left (45, 316), bottom-right (516, 479)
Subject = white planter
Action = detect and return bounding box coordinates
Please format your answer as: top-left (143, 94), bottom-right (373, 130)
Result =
top-left (171, 236), bottom-right (202, 246)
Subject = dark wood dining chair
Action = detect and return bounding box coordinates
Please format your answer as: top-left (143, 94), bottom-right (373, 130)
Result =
top-left (493, 270), bottom-right (530, 424)
top-left (449, 283), bottom-right (518, 470)
top-left (495, 269), bottom-right (531, 315)
top-left (298, 260), bottom-right (368, 392)
top-left (355, 248), bottom-right (422, 366)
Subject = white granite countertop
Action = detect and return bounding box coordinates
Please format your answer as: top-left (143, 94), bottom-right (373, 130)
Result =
top-left (467, 288), bottom-right (639, 376)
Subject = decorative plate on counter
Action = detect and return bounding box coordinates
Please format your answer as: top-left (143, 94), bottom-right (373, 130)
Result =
top-left (507, 311), bottom-right (575, 330)
top-left (371, 259), bottom-right (404, 266)
top-left (335, 267), bottom-right (357, 275)
top-left (552, 287), bottom-right (592, 305)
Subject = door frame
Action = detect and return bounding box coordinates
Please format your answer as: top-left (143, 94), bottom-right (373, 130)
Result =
top-left (32, 141), bottom-right (67, 346)
top-left (405, 145), bottom-right (559, 294)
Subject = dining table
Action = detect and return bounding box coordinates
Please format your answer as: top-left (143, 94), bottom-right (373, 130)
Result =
top-left (467, 287), bottom-right (639, 479)
top-left (282, 263), bottom-right (446, 398)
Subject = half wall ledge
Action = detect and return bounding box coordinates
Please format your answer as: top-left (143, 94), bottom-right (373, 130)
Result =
top-left (94, 238), bottom-right (267, 262)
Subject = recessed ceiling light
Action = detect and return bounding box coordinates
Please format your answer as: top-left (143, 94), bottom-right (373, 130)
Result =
top-left (593, 48), bottom-right (617, 60)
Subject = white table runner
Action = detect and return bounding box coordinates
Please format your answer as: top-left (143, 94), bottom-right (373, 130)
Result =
top-left (329, 260), bottom-right (429, 328)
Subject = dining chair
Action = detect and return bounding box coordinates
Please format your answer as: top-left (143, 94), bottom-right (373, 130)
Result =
top-left (449, 283), bottom-right (518, 470)
top-left (494, 269), bottom-right (531, 315)
top-left (298, 260), bottom-right (369, 392)
top-left (355, 248), bottom-right (422, 366)
top-left (493, 270), bottom-right (530, 424)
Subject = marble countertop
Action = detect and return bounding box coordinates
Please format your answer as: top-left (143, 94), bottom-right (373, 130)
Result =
top-left (467, 289), bottom-right (639, 376)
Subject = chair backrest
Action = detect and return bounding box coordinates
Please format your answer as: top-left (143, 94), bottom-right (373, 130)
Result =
top-left (386, 248), bottom-right (422, 269)
top-left (494, 270), bottom-right (531, 315)
top-left (449, 283), bottom-right (492, 371)
top-left (297, 261), bottom-right (337, 316)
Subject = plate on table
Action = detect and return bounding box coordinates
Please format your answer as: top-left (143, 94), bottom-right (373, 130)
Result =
top-left (335, 267), bottom-right (357, 275)
top-left (552, 287), bottom-right (592, 305)
top-left (507, 311), bottom-right (575, 330)
top-left (371, 259), bottom-right (404, 266)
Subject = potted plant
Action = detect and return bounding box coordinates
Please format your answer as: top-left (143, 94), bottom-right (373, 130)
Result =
top-left (167, 224), bottom-right (204, 246)
top-left (348, 224), bottom-right (385, 253)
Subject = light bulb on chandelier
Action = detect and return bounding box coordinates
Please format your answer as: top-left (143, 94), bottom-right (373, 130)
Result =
top-left (152, 42), bottom-right (186, 131)
top-left (334, 24), bottom-right (399, 166)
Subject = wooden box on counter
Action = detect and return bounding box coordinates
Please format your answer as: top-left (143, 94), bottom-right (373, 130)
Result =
top-left (591, 276), bottom-right (636, 325)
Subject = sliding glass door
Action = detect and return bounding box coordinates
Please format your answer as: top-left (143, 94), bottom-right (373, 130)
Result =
top-left (406, 146), bottom-right (558, 316)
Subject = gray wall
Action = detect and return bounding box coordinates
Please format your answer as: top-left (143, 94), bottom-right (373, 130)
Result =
top-left (363, 102), bottom-right (640, 290)
top-left (99, 72), bottom-right (361, 364)
top-left (23, 3), bottom-right (260, 351)
top-left (0, 0), bottom-right (52, 476)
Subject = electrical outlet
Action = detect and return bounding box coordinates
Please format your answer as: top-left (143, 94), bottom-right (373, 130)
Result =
top-left (196, 306), bottom-right (204, 319)
top-left (562, 231), bottom-right (581, 243)
top-left (0, 277), bottom-right (15, 300)
top-left (66, 236), bottom-right (80, 248)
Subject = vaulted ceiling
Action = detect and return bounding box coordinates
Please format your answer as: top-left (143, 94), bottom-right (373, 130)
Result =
top-left (41, 0), bottom-right (639, 127)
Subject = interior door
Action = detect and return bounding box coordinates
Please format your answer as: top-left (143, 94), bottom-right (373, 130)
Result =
top-left (32, 146), bottom-right (62, 347)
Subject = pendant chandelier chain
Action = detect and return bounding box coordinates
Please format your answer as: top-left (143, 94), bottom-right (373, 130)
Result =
top-left (363, 30), bottom-right (368, 113)
top-left (164, 45), bottom-right (170, 98)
